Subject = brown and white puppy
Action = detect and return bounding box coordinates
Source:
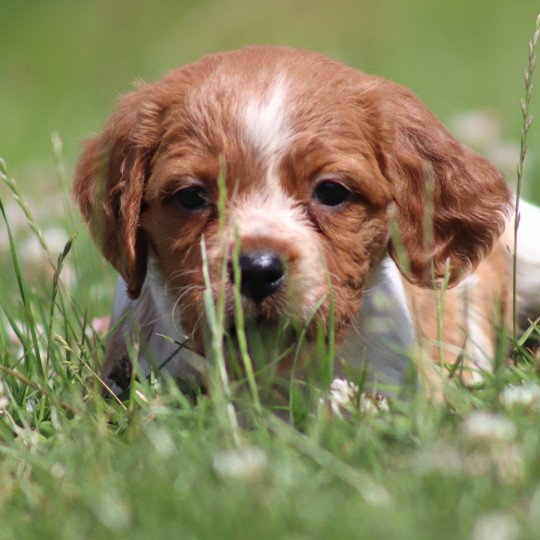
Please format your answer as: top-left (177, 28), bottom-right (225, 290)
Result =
top-left (73, 45), bottom-right (535, 396)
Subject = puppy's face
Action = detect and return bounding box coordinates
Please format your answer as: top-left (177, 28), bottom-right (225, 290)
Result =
top-left (141, 64), bottom-right (393, 349)
top-left (73, 46), bottom-right (511, 359)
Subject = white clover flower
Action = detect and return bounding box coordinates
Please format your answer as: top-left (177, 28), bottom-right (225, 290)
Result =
top-left (462, 411), bottom-right (517, 444)
top-left (212, 446), bottom-right (267, 480)
top-left (328, 378), bottom-right (358, 417)
top-left (359, 392), bottom-right (390, 414)
top-left (325, 379), bottom-right (389, 418)
top-left (500, 383), bottom-right (540, 410)
top-left (471, 512), bottom-right (520, 540)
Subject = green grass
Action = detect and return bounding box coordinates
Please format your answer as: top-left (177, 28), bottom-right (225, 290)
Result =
top-left (1, 0), bottom-right (540, 200)
top-left (2, 4), bottom-right (540, 539)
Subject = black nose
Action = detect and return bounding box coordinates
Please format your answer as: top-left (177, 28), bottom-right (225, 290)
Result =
top-left (229, 251), bottom-right (285, 304)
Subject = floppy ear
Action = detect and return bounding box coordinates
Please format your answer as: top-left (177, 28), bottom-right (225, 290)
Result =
top-left (376, 81), bottom-right (512, 287)
top-left (73, 86), bottom-right (161, 298)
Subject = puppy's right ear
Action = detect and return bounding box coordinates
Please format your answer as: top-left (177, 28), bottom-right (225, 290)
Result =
top-left (72, 86), bottom-right (161, 298)
top-left (373, 80), bottom-right (512, 288)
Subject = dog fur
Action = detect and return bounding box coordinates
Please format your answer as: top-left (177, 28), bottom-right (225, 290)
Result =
top-left (73, 46), bottom-right (538, 396)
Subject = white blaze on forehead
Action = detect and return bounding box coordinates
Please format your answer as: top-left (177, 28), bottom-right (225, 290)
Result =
top-left (242, 76), bottom-right (291, 160)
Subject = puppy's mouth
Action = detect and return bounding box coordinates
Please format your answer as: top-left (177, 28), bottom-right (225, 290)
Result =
top-left (225, 315), bottom-right (300, 373)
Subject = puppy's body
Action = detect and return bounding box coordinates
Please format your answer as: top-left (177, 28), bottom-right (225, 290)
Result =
top-left (103, 255), bottom-right (414, 394)
top-left (73, 46), bottom-right (536, 396)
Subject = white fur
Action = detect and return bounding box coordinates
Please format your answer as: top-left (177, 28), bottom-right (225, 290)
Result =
top-left (105, 264), bottom-right (205, 393)
top-left (337, 257), bottom-right (416, 391)
top-left (242, 76), bottom-right (291, 164)
top-left (504, 199), bottom-right (540, 327)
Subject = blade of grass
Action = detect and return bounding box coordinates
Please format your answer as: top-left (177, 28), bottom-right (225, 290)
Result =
top-left (0, 364), bottom-right (76, 414)
top-left (230, 223), bottom-right (262, 413)
top-left (263, 412), bottom-right (391, 506)
top-left (201, 235), bottom-right (241, 448)
top-left (0, 195), bottom-right (45, 378)
top-left (513, 13), bottom-right (540, 343)
top-left (45, 237), bottom-right (74, 373)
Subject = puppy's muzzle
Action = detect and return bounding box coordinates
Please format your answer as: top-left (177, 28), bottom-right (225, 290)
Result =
top-left (229, 250), bottom-right (285, 304)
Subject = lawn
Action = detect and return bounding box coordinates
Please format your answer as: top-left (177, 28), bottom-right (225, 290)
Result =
top-left (1, 2), bottom-right (540, 538)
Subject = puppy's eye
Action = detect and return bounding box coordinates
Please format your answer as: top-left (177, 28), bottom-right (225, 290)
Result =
top-left (175, 186), bottom-right (211, 210)
top-left (314, 181), bottom-right (350, 207)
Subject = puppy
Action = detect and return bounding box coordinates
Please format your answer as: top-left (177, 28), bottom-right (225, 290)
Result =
top-left (73, 45), bottom-right (536, 397)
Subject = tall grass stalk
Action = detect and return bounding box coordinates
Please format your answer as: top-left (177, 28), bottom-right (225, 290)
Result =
top-left (263, 413), bottom-right (391, 506)
top-left (44, 237), bottom-right (73, 373)
top-left (201, 237), bottom-right (241, 448)
top-left (288, 295), bottom-right (326, 423)
top-left (200, 163), bottom-right (242, 447)
top-left (0, 195), bottom-right (45, 379)
top-left (513, 13), bottom-right (540, 343)
top-left (230, 225), bottom-right (262, 413)
top-left (323, 269), bottom-right (336, 389)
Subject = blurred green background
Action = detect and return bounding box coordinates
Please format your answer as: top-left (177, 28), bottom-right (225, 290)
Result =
top-left (1, 0), bottom-right (539, 194)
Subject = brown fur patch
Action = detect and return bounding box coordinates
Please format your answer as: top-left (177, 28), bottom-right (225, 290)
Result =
top-left (73, 46), bottom-right (512, 368)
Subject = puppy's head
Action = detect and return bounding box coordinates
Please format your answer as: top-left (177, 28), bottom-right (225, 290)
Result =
top-left (73, 46), bottom-right (511, 356)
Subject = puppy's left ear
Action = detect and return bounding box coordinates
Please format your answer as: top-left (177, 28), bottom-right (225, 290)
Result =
top-left (376, 81), bottom-right (512, 287)
top-left (72, 85), bottom-right (162, 298)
